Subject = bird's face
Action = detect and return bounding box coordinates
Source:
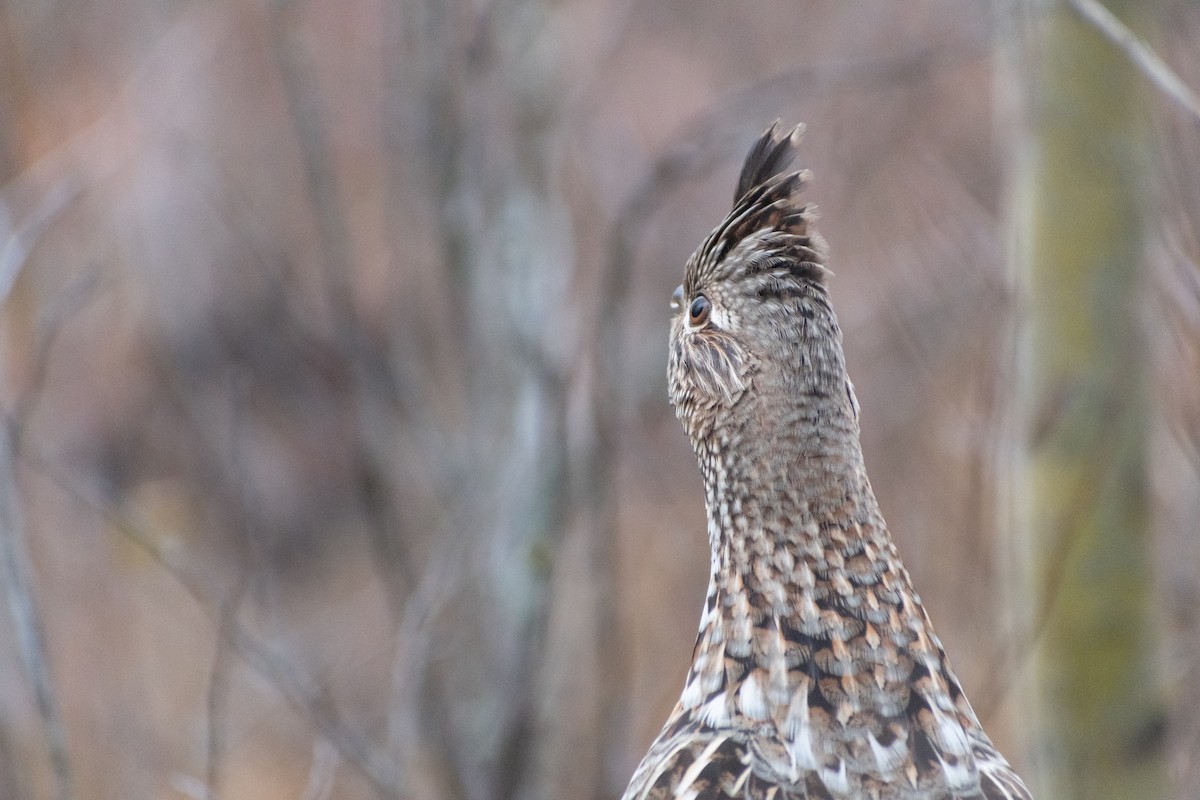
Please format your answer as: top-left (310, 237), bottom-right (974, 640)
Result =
top-left (667, 234), bottom-right (833, 443)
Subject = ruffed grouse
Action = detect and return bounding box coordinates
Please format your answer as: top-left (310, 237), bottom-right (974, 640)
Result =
top-left (622, 123), bottom-right (1031, 800)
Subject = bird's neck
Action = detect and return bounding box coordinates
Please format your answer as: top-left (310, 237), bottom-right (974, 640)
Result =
top-left (676, 397), bottom-right (922, 718)
top-left (696, 422), bottom-right (891, 619)
top-left (694, 366), bottom-right (882, 567)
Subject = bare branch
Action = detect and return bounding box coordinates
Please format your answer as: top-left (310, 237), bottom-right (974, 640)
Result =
top-left (1067, 0), bottom-right (1200, 125)
top-left (0, 209), bottom-right (106, 800)
top-left (19, 449), bottom-right (406, 799)
top-left (0, 425), bottom-right (71, 800)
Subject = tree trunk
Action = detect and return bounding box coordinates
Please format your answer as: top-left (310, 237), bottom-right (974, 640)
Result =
top-left (1016, 3), bottom-right (1169, 798)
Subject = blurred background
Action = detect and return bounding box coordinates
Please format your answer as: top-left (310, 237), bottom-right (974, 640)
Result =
top-left (0, 1), bottom-right (1197, 799)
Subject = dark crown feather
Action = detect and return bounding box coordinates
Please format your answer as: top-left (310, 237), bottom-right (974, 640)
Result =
top-left (734, 120), bottom-right (803, 205)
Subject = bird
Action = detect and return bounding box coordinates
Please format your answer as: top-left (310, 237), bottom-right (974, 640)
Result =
top-left (621, 122), bottom-right (1032, 800)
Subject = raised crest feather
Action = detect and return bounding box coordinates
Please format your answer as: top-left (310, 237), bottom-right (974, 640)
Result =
top-left (734, 120), bottom-right (804, 205)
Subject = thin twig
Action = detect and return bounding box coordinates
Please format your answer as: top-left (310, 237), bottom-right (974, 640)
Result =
top-left (203, 590), bottom-right (241, 800)
top-left (0, 181), bottom-right (82, 310)
top-left (1067, 0), bottom-right (1200, 125)
top-left (0, 425), bottom-right (71, 800)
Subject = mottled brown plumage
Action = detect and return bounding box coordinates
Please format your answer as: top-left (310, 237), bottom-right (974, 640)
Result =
top-left (623, 123), bottom-right (1031, 800)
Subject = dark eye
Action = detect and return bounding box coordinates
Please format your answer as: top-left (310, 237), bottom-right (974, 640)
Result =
top-left (688, 294), bottom-right (711, 326)
top-left (670, 284), bottom-right (684, 312)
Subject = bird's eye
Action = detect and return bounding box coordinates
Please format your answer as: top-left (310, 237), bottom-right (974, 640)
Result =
top-left (670, 284), bottom-right (684, 312)
top-left (688, 295), bottom-right (711, 326)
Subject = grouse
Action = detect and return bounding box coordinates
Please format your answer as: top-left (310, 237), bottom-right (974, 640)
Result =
top-left (622, 122), bottom-right (1032, 800)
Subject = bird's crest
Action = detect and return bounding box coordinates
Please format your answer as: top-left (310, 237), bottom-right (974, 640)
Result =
top-left (686, 121), bottom-right (829, 291)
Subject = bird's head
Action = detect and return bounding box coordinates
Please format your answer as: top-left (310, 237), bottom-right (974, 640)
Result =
top-left (668, 122), bottom-right (857, 446)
